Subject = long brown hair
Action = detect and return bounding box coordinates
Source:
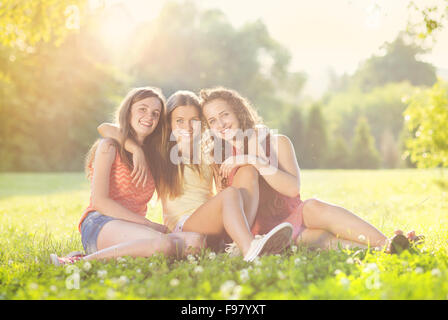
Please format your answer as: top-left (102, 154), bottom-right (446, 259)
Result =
top-left (158, 90), bottom-right (203, 200)
top-left (85, 87), bottom-right (167, 193)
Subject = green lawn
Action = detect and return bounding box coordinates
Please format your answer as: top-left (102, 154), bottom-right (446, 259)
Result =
top-left (0, 170), bottom-right (447, 299)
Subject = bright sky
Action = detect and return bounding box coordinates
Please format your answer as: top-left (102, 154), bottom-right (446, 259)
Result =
top-left (98, 0), bottom-right (448, 97)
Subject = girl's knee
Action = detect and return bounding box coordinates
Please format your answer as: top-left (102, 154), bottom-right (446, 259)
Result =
top-left (149, 236), bottom-right (183, 256)
top-left (223, 186), bottom-right (241, 200)
top-left (235, 165), bottom-right (258, 181)
top-left (303, 198), bottom-right (325, 214)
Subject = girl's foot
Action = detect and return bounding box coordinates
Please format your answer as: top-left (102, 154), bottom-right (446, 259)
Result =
top-left (405, 230), bottom-right (425, 245)
top-left (243, 222), bottom-right (293, 262)
top-left (50, 253), bottom-right (84, 266)
top-left (386, 232), bottom-right (410, 254)
top-left (385, 229), bottom-right (424, 254)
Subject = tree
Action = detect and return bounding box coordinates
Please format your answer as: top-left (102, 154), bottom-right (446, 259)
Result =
top-left (125, 1), bottom-right (305, 130)
top-left (303, 104), bottom-right (328, 169)
top-left (380, 130), bottom-right (400, 169)
top-left (352, 34), bottom-right (437, 91)
top-left (403, 79), bottom-right (448, 168)
top-left (326, 135), bottom-right (351, 169)
top-left (0, 0), bottom-right (88, 48)
top-left (351, 117), bottom-right (380, 169)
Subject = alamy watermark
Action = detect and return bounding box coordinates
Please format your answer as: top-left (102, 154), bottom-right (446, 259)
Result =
top-left (169, 124), bottom-right (279, 175)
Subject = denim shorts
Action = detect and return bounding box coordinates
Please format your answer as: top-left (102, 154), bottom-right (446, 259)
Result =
top-left (81, 211), bottom-right (116, 255)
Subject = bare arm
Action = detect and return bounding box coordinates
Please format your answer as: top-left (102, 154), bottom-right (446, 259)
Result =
top-left (91, 139), bottom-right (167, 233)
top-left (253, 134), bottom-right (301, 197)
top-left (220, 134), bottom-right (301, 197)
top-left (97, 123), bottom-right (148, 188)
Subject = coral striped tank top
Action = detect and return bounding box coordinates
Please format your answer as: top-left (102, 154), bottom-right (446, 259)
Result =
top-left (78, 148), bottom-right (156, 232)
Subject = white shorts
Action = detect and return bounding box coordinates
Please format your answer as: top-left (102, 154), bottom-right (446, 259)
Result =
top-left (173, 214), bottom-right (192, 233)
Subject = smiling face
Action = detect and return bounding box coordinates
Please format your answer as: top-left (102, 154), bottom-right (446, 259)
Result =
top-left (202, 98), bottom-right (241, 140)
top-left (129, 97), bottom-right (162, 143)
top-left (170, 105), bottom-right (201, 142)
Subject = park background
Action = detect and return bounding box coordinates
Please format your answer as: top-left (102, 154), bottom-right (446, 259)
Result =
top-left (0, 0), bottom-right (447, 300)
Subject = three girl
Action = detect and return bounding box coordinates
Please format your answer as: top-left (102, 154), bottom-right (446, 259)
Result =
top-left (52, 85), bottom-right (421, 265)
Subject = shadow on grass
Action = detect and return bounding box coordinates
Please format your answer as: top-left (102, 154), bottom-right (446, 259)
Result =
top-left (0, 172), bottom-right (89, 198)
top-left (434, 178), bottom-right (448, 190)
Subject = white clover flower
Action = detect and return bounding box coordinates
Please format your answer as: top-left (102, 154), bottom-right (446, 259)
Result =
top-left (334, 269), bottom-right (343, 275)
top-left (82, 261), bottom-right (92, 271)
top-left (229, 285), bottom-right (243, 300)
top-left (346, 257), bottom-right (354, 264)
top-left (358, 235), bottom-right (366, 242)
top-left (148, 262), bottom-right (154, 268)
top-left (340, 277), bottom-right (350, 287)
top-left (364, 263), bottom-right (379, 273)
top-left (290, 245), bottom-right (298, 253)
top-left (49, 285), bottom-right (57, 292)
top-left (294, 257), bottom-right (301, 265)
top-left (431, 268), bottom-right (441, 277)
top-left (118, 275), bottom-right (129, 286)
top-left (277, 271), bottom-right (286, 280)
top-left (106, 288), bottom-right (116, 299)
top-left (170, 278), bottom-right (180, 287)
top-left (136, 269), bottom-right (141, 273)
top-left (252, 257), bottom-right (262, 266)
top-left (187, 254), bottom-right (196, 262)
top-left (194, 266), bottom-right (204, 274)
top-left (97, 269), bottom-right (107, 278)
top-left (415, 267), bottom-right (424, 274)
top-left (29, 283), bottom-right (38, 290)
top-left (220, 280), bottom-right (237, 298)
top-left (117, 257), bottom-right (126, 263)
top-left (208, 252), bottom-right (216, 260)
top-left (239, 269), bottom-right (250, 282)
top-left (365, 274), bottom-right (382, 289)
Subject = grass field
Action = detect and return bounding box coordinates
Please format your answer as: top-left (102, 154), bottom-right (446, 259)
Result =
top-left (0, 170), bottom-right (447, 299)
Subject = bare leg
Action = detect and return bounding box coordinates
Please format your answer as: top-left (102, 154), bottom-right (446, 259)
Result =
top-left (182, 186), bottom-right (254, 255)
top-left (302, 199), bottom-right (388, 247)
top-left (230, 166), bottom-right (259, 227)
top-left (169, 232), bottom-right (207, 255)
top-left (82, 220), bottom-right (184, 261)
top-left (297, 228), bottom-right (367, 250)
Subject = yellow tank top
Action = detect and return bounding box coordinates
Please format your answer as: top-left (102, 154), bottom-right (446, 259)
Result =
top-left (162, 164), bottom-right (214, 231)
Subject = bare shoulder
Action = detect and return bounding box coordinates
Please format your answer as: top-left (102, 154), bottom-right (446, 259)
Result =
top-left (274, 134), bottom-right (294, 150)
top-left (96, 138), bottom-right (118, 157)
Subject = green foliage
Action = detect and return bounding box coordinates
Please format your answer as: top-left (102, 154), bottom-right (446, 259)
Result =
top-left (326, 136), bottom-right (351, 169)
top-left (351, 117), bottom-right (381, 169)
top-left (406, 0), bottom-right (448, 45)
top-left (352, 34), bottom-right (436, 91)
top-left (1, 170), bottom-right (447, 299)
top-left (404, 79), bottom-right (448, 168)
top-left (125, 0), bottom-right (305, 130)
top-left (0, 35), bottom-right (125, 171)
top-left (303, 104), bottom-right (328, 169)
top-left (0, 0), bottom-right (88, 48)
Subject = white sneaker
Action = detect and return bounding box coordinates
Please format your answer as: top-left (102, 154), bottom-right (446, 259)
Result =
top-left (243, 222), bottom-right (293, 262)
top-left (225, 235), bottom-right (263, 257)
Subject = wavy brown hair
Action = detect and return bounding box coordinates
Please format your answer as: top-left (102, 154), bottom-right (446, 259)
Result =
top-left (158, 90), bottom-right (203, 200)
top-left (199, 87), bottom-right (262, 131)
top-left (85, 87), bottom-right (167, 193)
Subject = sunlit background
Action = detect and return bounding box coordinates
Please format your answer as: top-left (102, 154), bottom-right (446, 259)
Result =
top-left (0, 0), bottom-right (447, 172)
